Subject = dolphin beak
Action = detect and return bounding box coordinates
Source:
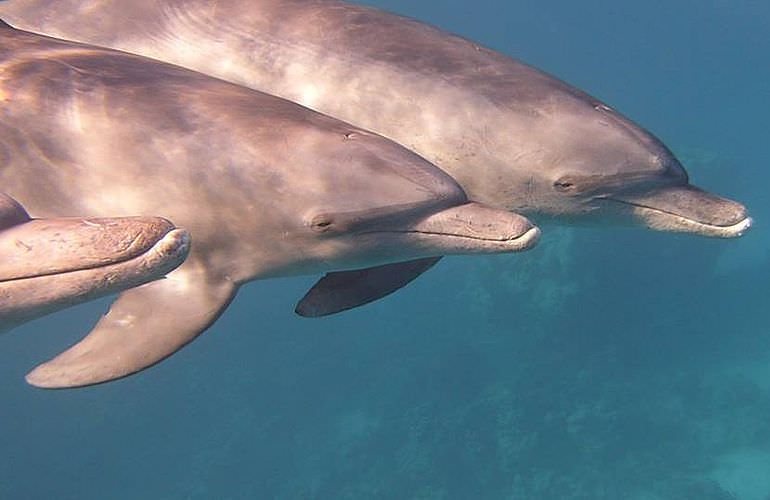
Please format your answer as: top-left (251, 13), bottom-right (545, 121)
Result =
top-left (0, 217), bottom-right (181, 281)
top-left (606, 185), bottom-right (752, 238)
top-left (405, 202), bottom-right (541, 253)
top-left (0, 217), bottom-right (190, 331)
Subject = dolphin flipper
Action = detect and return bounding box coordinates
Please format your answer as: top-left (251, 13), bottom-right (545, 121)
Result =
top-left (295, 257), bottom-right (441, 317)
top-left (25, 262), bottom-right (237, 388)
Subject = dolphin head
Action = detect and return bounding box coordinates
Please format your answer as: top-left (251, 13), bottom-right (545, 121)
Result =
top-left (501, 87), bottom-right (751, 238)
top-left (277, 126), bottom-right (540, 274)
top-left (0, 193), bottom-right (190, 332)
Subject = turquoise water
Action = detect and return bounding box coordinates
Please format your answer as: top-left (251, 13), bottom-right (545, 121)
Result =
top-left (1, 1), bottom-right (768, 498)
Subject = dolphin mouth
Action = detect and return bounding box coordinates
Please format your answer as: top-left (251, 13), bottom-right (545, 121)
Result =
top-left (600, 185), bottom-right (752, 238)
top-left (363, 202), bottom-right (541, 253)
top-left (0, 217), bottom-right (187, 282)
top-left (376, 226), bottom-right (541, 249)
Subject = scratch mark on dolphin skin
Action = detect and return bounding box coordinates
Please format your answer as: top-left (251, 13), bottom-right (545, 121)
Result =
top-left (15, 239), bottom-right (32, 251)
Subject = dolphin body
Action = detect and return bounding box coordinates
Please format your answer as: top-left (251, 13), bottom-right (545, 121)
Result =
top-left (0, 0), bottom-right (750, 237)
top-left (0, 23), bottom-right (538, 387)
top-left (0, 193), bottom-right (190, 333)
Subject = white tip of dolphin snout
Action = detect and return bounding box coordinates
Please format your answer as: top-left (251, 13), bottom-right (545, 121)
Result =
top-left (512, 225), bottom-right (541, 251)
top-left (734, 216), bottom-right (753, 237)
top-left (152, 228), bottom-right (192, 264)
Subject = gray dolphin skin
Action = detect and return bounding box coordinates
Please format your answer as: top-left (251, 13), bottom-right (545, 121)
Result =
top-left (0, 23), bottom-right (538, 387)
top-left (1, 193), bottom-right (191, 334)
top-left (0, 0), bottom-right (751, 237)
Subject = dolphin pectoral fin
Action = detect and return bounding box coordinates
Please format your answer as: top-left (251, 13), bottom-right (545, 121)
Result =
top-left (295, 257), bottom-right (442, 318)
top-left (25, 264), bottom-right (237, 389)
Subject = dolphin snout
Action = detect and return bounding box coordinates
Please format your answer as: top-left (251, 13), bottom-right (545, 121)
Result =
top-left (0, 216), bottom-right (177, 281)
top-left (606, 185), bottom-right (752, 238)
top-left (0, 218), bottom-right (190, 332)
top-left (409, 202), bottom-right (540, 253)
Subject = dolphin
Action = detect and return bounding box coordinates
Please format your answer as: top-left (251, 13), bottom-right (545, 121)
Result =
top-left (1, 193), bottom-right (191, 333)
top-left (0, 0), bottom-right (749, 237)
top-left (0, 23), bottom-right (539, 387)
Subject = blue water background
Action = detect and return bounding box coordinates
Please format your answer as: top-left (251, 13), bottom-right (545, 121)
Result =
top-left (2, 1), bottom-right (768, 498)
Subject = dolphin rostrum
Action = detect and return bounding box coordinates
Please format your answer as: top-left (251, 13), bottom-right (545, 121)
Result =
top-left (0, 23), bottom-right (539, 387)
top-left (0, 0), bottom-right (749, 237)
top-left (1, 193), bottom-right (190, 334)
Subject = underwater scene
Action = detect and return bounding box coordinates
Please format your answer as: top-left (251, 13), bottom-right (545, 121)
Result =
top-left (1, 0), bottom-right (768, 498)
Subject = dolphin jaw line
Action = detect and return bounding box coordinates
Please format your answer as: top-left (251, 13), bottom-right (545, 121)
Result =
top-left (359, 225), bottom-right (541, 249)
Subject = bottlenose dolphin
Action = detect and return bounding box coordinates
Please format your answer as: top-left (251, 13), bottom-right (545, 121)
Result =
top-left (0, 23), bottom-right (538, 387)
top-left (1, 193), bottom-right (190, 334)
top-left (0, 0), bottom-right (749, 237)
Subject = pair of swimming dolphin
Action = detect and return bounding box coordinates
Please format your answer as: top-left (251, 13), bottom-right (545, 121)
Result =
top-left (0, 0), bottom-right (751, 388)
top-left (0, 18), bottom-right (538, 388)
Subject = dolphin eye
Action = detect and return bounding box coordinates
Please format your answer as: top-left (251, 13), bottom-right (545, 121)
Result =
top-left (553, 180), bottom-right (576, 192)
top-left (310, 214), bottom-right (335, 232)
